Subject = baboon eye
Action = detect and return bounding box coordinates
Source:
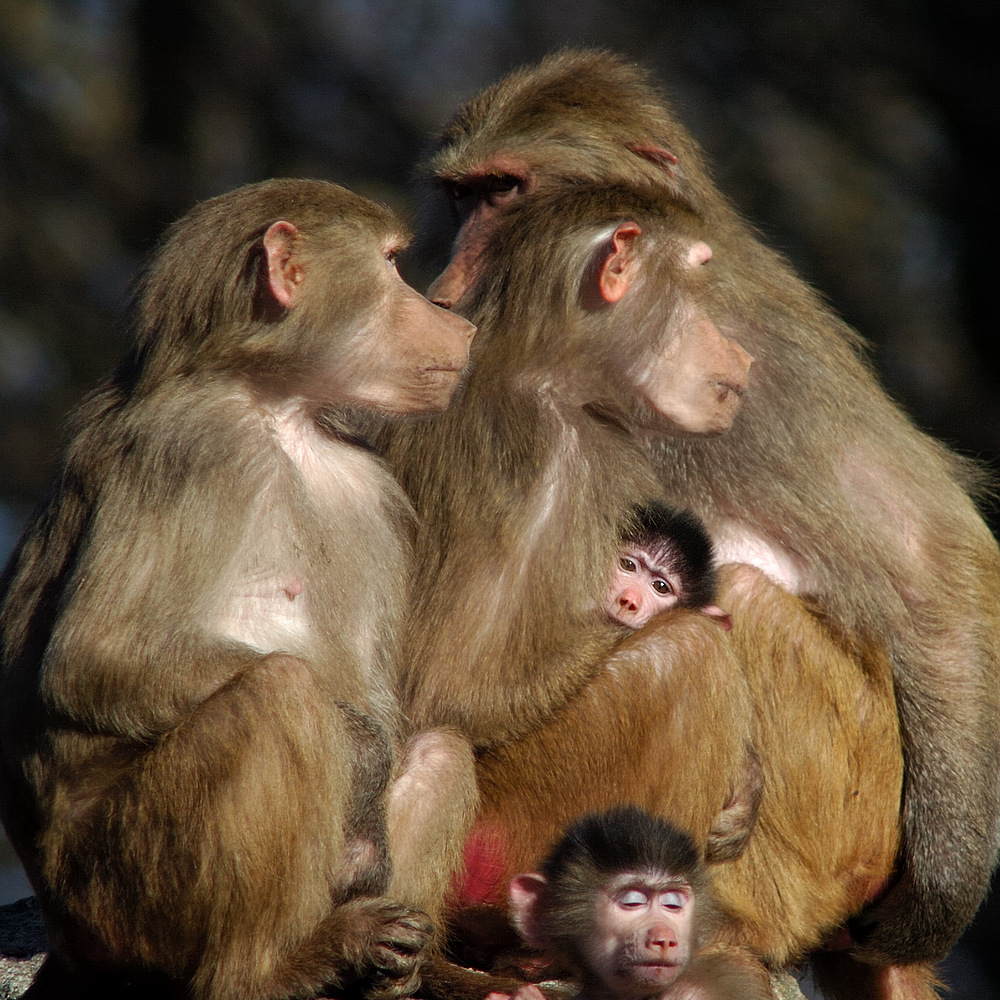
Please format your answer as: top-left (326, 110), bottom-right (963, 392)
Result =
top-left (446, 182), bottom-right (473, 202)
top-left (444, 175), bottom-right (524, 216)
top-left (485, 175), bottom-right (523, 206)
top-left (652, 578), bottom-right (672, 595)
top-left (618, 889), bottom-right (648, 908)
top-left (619, 557), bottom-right (637, 573)
top-left (659, 891), bottom-right (687, 910)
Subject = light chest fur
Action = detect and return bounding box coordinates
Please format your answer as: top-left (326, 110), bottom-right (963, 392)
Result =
top-left (210, 400), bottom-right (411, 705)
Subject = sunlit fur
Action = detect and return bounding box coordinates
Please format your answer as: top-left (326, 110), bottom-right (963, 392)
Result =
top-left (383, 183), bottom-right (918, 995)
top-left (416, 49), bottom-right (1000, 988)
top-left (0, 179), bottom-right (477, 999)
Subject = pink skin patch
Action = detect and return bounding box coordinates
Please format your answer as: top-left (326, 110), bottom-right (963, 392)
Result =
top-left (455, 823), bottom-right (510, 907)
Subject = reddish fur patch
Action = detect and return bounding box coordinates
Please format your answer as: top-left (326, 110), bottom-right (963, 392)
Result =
top-left (455, 824), bottom-right (509, 906)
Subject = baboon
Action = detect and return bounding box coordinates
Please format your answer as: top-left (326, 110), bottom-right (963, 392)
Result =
top-left (605, 501), bottom-right (730, 631)
top-left (0, 178), bottom-right (477, 1000)
top-left (499, 806), bottom-right (773, 1000)
top-left (417, 49), bottom-right (1000, 972)
top-left (385, 186), bottom-right (921, 998)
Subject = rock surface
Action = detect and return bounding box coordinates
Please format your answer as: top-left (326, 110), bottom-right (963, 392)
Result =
top-left (0, 896), bottom-right (807, 999)
top-left (0, 898), bottom-right (45, 1000)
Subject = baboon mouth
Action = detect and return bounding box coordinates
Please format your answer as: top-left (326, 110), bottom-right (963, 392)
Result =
top-left (631, 961), bottom-right (681, 977)
top-left (628, 961), bottom-right (682, 983)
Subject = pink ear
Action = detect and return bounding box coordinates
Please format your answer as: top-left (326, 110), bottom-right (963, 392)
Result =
top-left (627, 143), bottom-right (679, 176)
top-left (702, 606), bottom-right (733, 631)
top-left (263, 220), bottom-right (303, 309)
top-left (508, 873), bottom-right (550, 948)
top-left (686, 241), bottom-right (713, 268)
top-left (597, 222), bottom-right (642, 304)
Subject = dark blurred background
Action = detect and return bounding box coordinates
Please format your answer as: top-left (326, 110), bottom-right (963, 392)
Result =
top-left (0, 1), bottom-right (998, 996)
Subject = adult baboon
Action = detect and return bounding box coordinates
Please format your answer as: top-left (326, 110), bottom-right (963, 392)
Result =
top-left (416, 50), bottom-right (1000, 971)
top-left (384, 185), bottom-right (918, 998)
top-left (0, 178), bottom-right (477, 1000)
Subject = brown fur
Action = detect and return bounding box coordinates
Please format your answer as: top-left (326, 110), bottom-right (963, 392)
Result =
top-left (0, 178), bottom-right (477, 999)
top-left (470, 566), bottom-right (907, 964)
top-left (383, 179), bottom-right (944, 999)
top-left (414, 49), bottom-right (1000, 972)
top-left (666, 950), bottom-right (775, 1000)
top-left (388, 189), bottom-right (731, 749)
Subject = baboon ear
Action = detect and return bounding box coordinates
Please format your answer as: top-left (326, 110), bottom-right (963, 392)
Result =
top-left (263, 221), bottom-right (305, 309)
top-left (703, 606), bottom-right (734, 631)
top-left (685, 241), bottom-right (713, 268)
top-left (627, 142), bottom-right (679, 176)
top-left (508, 873), bottom-right (550, 949)
top-left (596, 222), bottom-right (642, 304)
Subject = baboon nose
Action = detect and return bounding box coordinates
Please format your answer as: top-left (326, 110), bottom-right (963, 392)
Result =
top-left (648, 925), bottom-right (678, 950)
top-left (427, 273), bottom-right (458, 309)
top-left (618, 590), bottom-right (640, 612)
